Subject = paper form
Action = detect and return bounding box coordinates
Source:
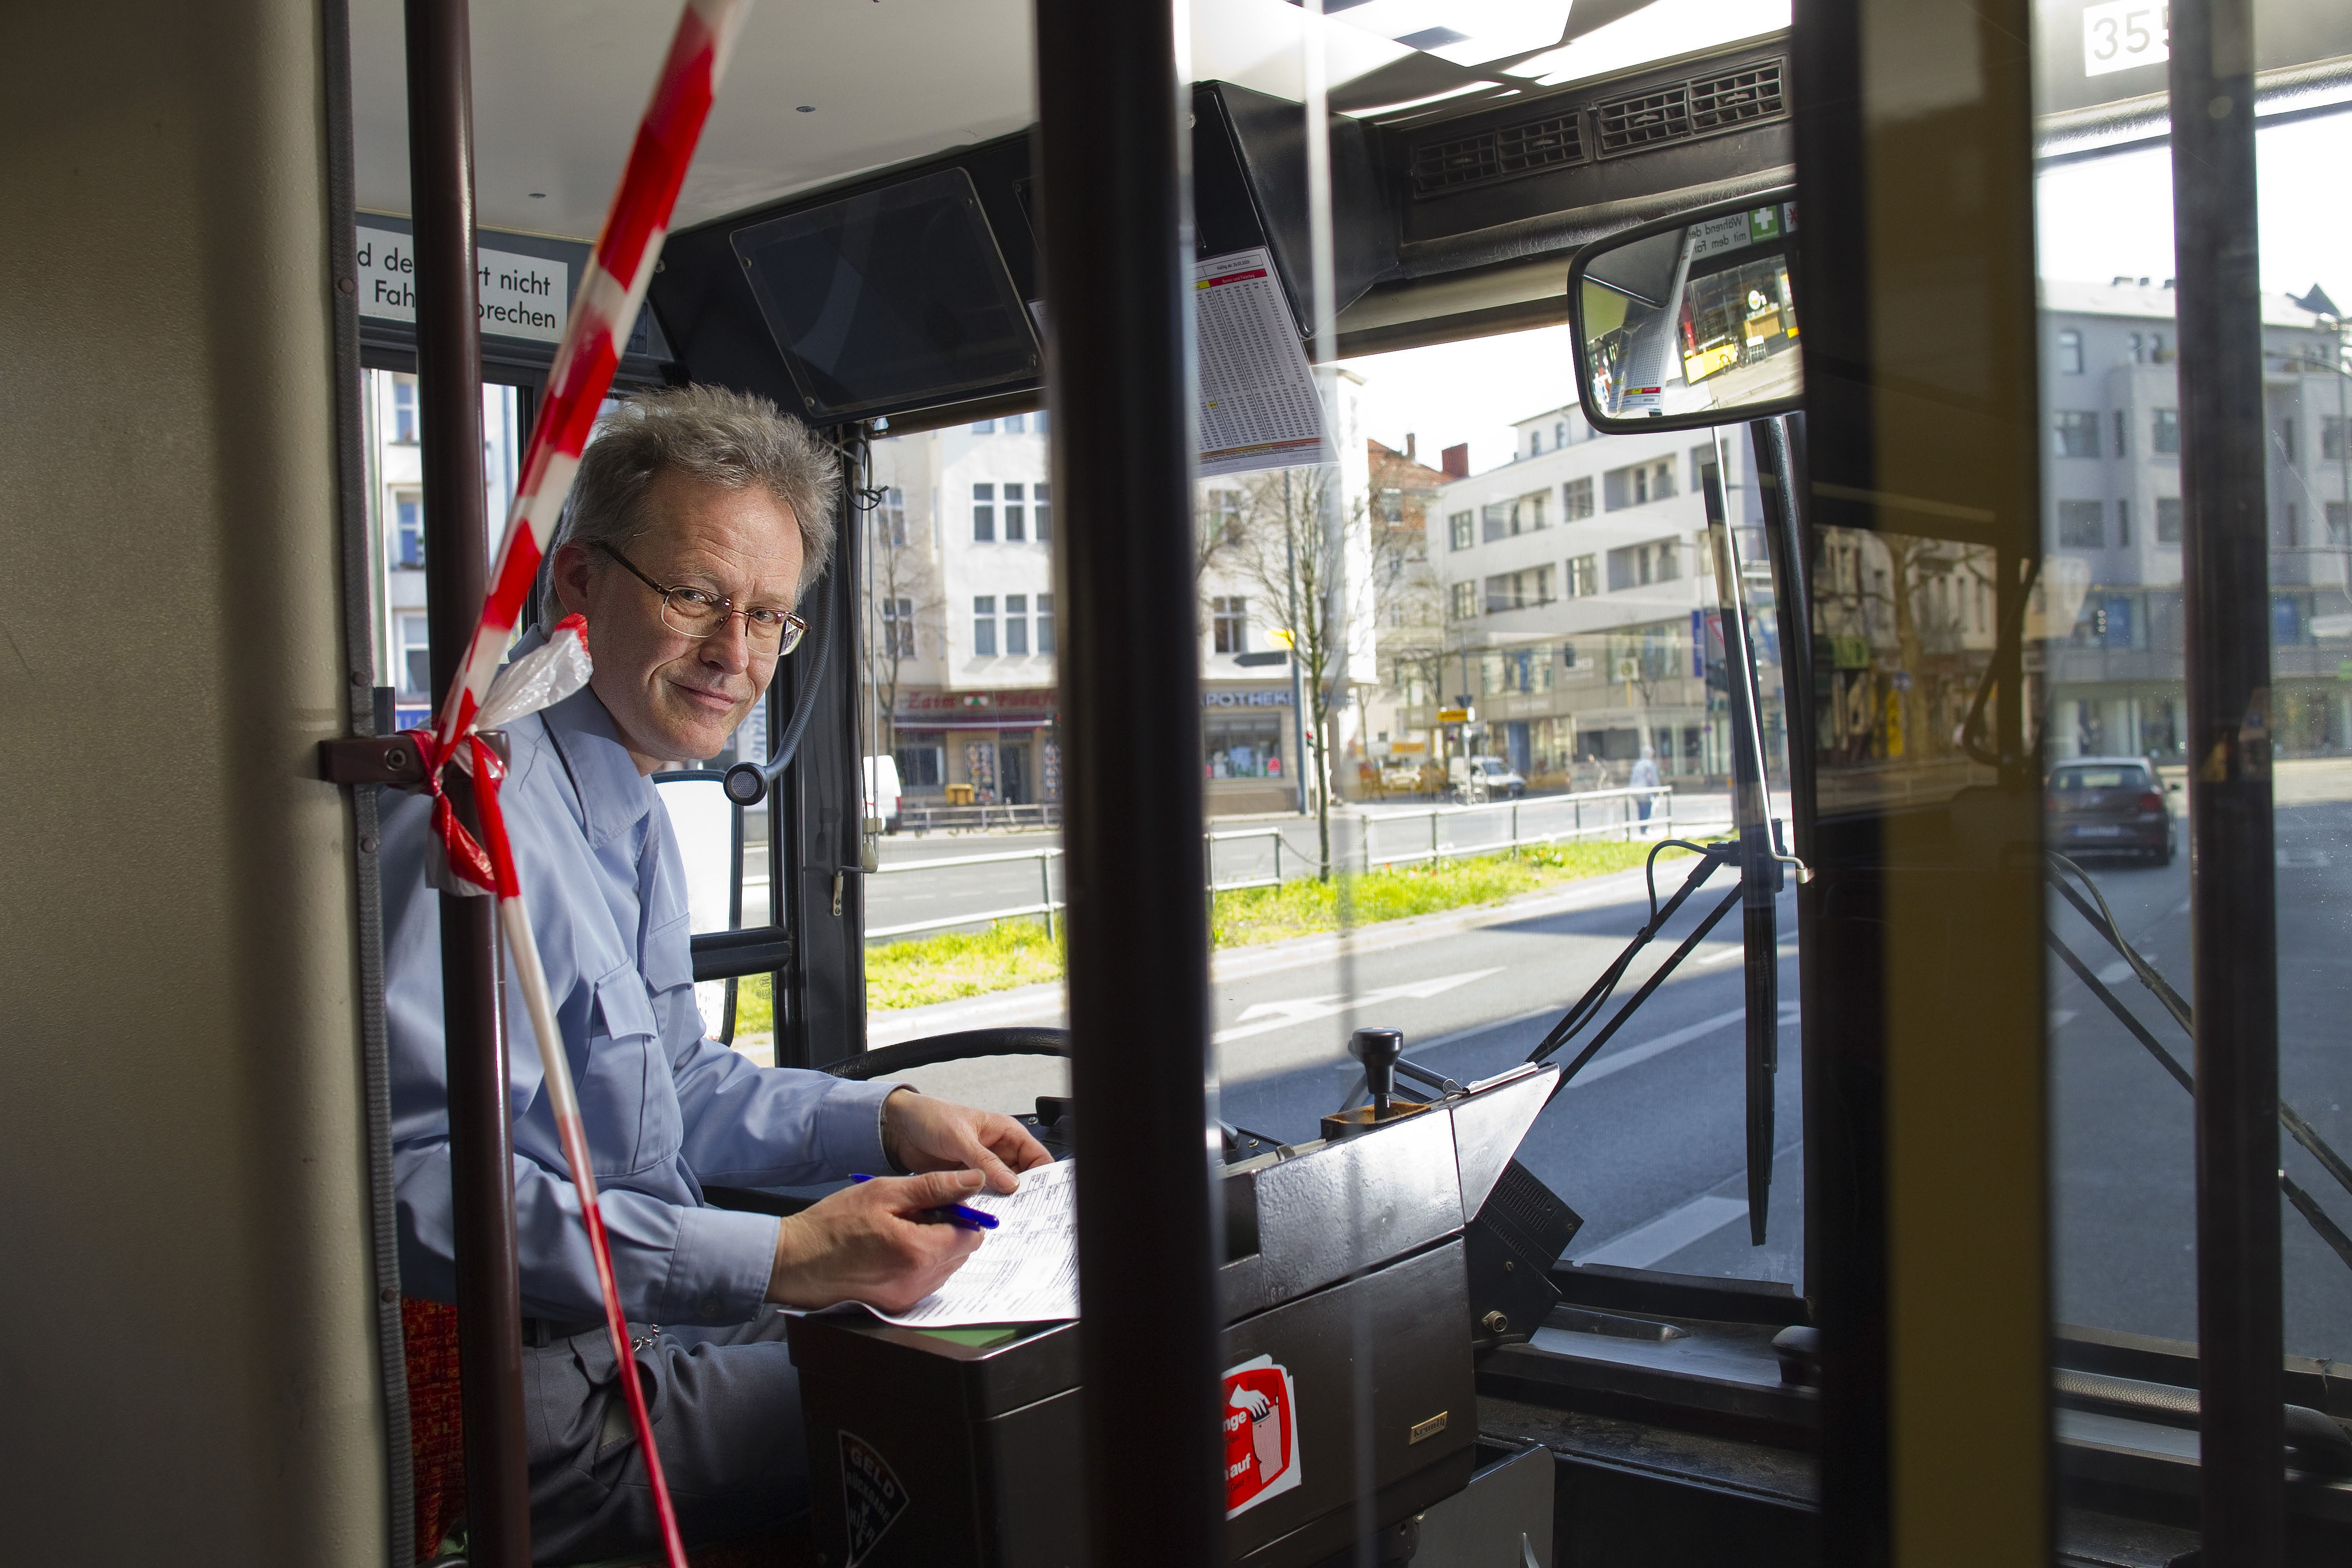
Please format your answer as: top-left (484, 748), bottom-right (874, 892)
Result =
top-left (1194, 248), bottom-right (1335, 478)
top-left (865, 1157), bottom-right (1080, 1328)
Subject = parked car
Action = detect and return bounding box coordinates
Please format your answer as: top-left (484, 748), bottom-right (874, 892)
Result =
top-left (2046, 755), bottom-right (2177, 865)
top-left (1448, 754), bottom-right (1527, 802)
top-left (862, 754), bottom-right (903, 834)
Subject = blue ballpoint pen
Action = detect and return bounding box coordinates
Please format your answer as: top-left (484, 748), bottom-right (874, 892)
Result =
top-left (849, 1172), bottom-right (1001, 1231)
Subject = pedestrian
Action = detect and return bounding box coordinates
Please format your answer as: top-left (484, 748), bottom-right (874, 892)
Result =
top-left (1630, 745), bottom-right (1662, 832)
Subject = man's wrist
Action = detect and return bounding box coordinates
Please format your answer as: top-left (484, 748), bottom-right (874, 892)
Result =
top-left (881, 1085), bottom-right (918, 1174)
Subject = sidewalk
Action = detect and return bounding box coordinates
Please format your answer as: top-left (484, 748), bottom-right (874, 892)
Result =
top-left (866, 858), bottom-right (1666, 1047)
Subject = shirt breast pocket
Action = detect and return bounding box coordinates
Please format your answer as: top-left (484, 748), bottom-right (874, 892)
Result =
top-left (584, 959), bottom-right (683, 1176)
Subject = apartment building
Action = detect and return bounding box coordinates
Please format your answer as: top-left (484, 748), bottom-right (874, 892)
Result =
top-left (1407, 403), bottom-right (1776, 788)
top-left (2038, 279), bottom-right (2350, 759)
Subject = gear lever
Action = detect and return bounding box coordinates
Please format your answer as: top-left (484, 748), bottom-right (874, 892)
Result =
top-left (1351, 1028), bottom-right (1404, 1120)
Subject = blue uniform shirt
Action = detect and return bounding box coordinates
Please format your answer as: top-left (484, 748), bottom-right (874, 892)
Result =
top-left (382, 652), bottom-right (897, 1324)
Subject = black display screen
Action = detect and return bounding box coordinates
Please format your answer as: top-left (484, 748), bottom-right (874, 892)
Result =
top-left (731, 167), bottom-right (1039, 420)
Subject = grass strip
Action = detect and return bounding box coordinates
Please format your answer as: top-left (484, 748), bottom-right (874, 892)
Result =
top-left (819, 838), bottom-right (1694, 1015)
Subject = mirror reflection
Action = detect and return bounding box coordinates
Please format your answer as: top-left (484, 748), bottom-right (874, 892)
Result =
top-left (1580, 200), bottom-right (1802, 425)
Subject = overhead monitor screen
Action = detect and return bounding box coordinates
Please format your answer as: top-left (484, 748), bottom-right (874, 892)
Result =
top-left (731, 167), bottom-right (1039, 420)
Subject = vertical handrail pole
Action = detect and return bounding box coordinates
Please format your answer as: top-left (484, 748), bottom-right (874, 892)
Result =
top-left (405, 0), bottom-right (530, 1561)
top-left (1034, 0), bottom-right (1225, 1563)
top-left (1041, 849), bottom-right (1055, 939)
top-left (2170, 2), bottom-right (2284, 1557)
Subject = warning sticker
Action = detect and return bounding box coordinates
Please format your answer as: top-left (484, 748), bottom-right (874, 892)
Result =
top-left (1222, 1354), bottom-right (1303, 1518)
top-left (840, 1431), bottom-right (908, 1566)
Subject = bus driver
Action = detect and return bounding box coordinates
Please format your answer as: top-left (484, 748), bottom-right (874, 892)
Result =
top-left (382, 385), bottom-right (1053, 1560)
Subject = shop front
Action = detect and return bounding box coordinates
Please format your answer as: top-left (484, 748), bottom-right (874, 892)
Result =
top-left (1203, 686), bottom-right (1297, 817)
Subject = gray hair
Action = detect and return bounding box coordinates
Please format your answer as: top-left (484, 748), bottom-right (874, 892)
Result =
top-left (538, 384), bottom-right (839, 627)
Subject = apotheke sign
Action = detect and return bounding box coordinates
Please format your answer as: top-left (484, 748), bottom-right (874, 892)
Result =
top-left (357, 225), bottom-right (568, 345)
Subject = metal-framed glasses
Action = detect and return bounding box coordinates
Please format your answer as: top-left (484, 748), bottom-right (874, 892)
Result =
top-left (595, 540), bottom-right (808, 656)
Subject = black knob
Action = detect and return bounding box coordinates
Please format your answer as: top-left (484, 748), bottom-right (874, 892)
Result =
top-left (1351, 1028), bottom-right (1404, 1119)
top-left (723, 761), bottom-right (768, 806)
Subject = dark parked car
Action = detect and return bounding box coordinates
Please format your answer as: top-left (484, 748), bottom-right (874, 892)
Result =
top-left (2047, 756), bottom-right (2177, 866)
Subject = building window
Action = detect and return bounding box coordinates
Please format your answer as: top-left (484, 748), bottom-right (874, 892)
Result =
top-left (971, 419), bottom-right (996, 434)
top-left (2325, 416), bottom-right (2349, 462)
top-left (972, 482), bottom-right (995, 541)
top-left (1603, 459), bottom-right (1675, 509)
top-left (1206, 489), bottom-right (1244, 547)
top-left (2280, 418), bottom-right (2297, 463)
top-left (1603, 540), bottom-right (1680, 590)
top-left (1563, 477), bottom-right (1593, 520)
top-left (397, 612), bottom-right (432, 698)
top-left (1005, 593), bottom-right (1029, 654)
top-left (392, 379), bottom-right (418, 443)
top-left (393, 492), bottom-right (424, 568)
top-left (1555, 420), bottom-right (1568, 449)
top-left (2157, 496), bottom-right (2184, 542)
top-left (1521, 491), bottom-right (1548, 530)
top-left (1450, 580), bottom-right (1479, 620)
top-left (1001, 414), bottom-right (1025, 434)
top-left (880, 596), bottom-right (916, 656)
top-left (2153, 408), bottom-right (2181, 454)
top-left (1004, 482), bottom-right (1026, 542)
top-left (1566, 554), bottom-right (1597, 597)
top-left (1212, 596), bottom-right (1249, 654)
top-left (2328, 502), bottom-right (2350, 546)
top-left (2117, 498), bottom-right (2132, 547)
top-left (1205, 716), bottom-right (1284, 780)
top-left (1448, 510), bottom-right (1473, 551)
top-left (2284, 502), bottom-right (2301, 548)
top-left (2056, 499), bottom-right (2104, 548)
top-left (2113, 410), bottom-right (2128, 458)
top-left (2057, 329), bottom-right (2083, 374)
top-left (877, 487), bottom-right (907, 546)
top-left (1032, 409), bottom-right (1050, 435)
top-left (1034, 483), bottom-right (1053, 542)
top-left (973, 596), bottom-right (997, 655)
top-left (895, 740), bottom-right (944, 788)
top-left (2053, 411), bottom-right (2101, 457)
top-left (1037, 592), bottom-right (1055, 653)
top-left (1481, 501), bottom-right (1512, 541)
top-left (1483, 566), bottom-right (1556, 613)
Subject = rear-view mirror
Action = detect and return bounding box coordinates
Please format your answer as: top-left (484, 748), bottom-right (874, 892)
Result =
top-left (1568, 188), bottom-right (1803, 433)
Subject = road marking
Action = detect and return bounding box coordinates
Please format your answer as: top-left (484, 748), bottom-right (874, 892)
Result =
top-left (1568, 1004), bottom-right (1800, 1088)
top-left (2097, 959), bottom-right (2133, 984)
top-left (1576, 1195), bottom-right (1750, 1269)
top-left (2050, 1009), bottom-right (2079, 1029)
top-left (1216, 968), bottom-right (1504, 1045)
top-left (2278, 848), bottom-right (2332, 869)
top-left (1698, 941), bottom-right (1800, 967)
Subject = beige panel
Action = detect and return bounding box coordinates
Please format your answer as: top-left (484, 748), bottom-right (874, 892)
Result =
top-left (0, 3), bottom-right (383, 1563)
top-left (1860, 0), bottom-right (2053, 1561)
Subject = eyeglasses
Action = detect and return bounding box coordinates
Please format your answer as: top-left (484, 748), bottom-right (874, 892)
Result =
top-left (594, 541), bottom-right (808, 656)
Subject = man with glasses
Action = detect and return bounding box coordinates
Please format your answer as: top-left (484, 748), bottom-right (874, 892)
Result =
top-left (381, 386), bottom-right (1050, 1559)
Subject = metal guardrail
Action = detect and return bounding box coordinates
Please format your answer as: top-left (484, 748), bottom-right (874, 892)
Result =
top-left (899, 800), bottom-right (1062, 833)
top-left (865, 784), bottom-right (1694, 943)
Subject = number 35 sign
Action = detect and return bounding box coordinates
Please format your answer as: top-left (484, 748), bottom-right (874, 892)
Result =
top-left (2082, 0), bottom-right (2168, 78)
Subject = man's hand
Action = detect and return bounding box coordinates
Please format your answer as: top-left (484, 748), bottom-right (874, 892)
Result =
top-left (765, 1170), bottom-right (989, 1313)
top-left (883, 1088), bottom-right (1053, 1194)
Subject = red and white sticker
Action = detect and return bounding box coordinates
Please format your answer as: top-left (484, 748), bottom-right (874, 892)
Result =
top-left (1223, 1354), bottom-right (1302, 1518)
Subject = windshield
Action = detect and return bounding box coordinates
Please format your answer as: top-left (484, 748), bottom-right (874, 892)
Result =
top-left (2033, 61), bottom-right (2352, 1363)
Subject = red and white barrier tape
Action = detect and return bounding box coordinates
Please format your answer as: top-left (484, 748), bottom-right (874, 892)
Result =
top-left (408, 4), bottom-right (755, 1564)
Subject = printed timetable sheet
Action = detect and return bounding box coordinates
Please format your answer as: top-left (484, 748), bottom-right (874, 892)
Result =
top-left (868, 1157), bottom-right (1080, 1328)
top-left (1195, 248), bottom-right (1334, 478)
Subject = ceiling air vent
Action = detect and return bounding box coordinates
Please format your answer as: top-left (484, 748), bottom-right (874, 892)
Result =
top-left (1594, 83), bottom-right (1691, 155)
top-left (1408, 111), bottom-right (1586, 198)
top-left (1689, 60), bottom-right (1785, 132)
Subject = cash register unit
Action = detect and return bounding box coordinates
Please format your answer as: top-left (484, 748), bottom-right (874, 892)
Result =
top-left (786, 1041), bottom-right (1582, 1567)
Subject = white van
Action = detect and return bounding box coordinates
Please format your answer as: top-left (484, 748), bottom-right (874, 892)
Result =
top-left (862, 754), bottom-right (903, 834)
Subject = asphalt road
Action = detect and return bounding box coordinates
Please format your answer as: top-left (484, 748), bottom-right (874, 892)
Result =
top-left (2047, 758), bottom-right (2352, 1363)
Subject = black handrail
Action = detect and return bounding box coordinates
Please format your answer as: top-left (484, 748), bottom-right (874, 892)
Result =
top-left (826, 1028), bottom-right (1072, 1082)
top-left (405, 0), bottom-right (531, 1559)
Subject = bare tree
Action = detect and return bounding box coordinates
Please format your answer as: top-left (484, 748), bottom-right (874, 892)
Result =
top-left (862, 491), bottom-right (942, 761)
top-left (1225, 465), bottom-right (1366, 881)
